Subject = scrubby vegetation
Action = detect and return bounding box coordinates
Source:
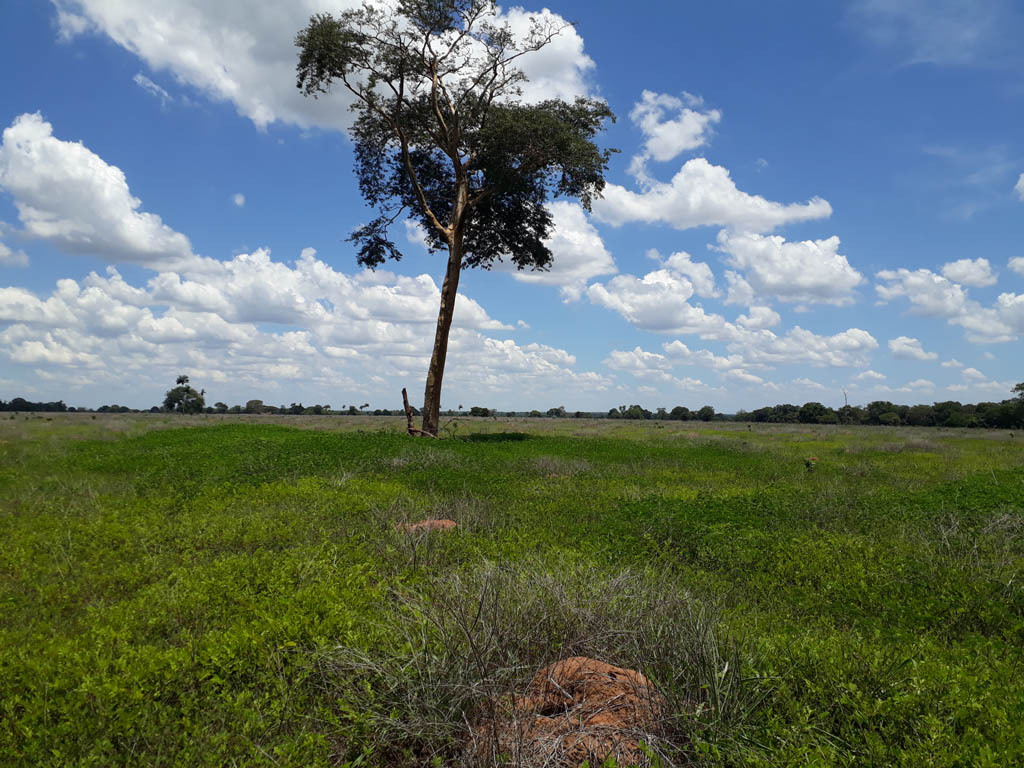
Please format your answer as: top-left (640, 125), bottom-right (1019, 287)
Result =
top-left (1, 415), bottom-right (1022, 766)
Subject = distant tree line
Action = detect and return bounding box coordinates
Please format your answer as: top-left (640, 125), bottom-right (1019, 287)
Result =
top-left (5, 381), bottom-right (1022, 428)
top-left (604, 404), bottom-right (719, 421)
top-left (736, 396), bottom-right (1024, 429)
top-left (0, 397), bottom-right (407, 416)
top-left (0, 397), bottom-right (68, 412)
top-left (466, 384), bottom-right (1024, 428)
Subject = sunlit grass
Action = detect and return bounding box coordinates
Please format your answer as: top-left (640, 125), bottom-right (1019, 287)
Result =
top-left (1, 415), bottom-right (1021, 766)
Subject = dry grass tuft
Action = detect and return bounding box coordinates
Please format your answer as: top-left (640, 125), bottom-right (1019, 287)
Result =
top-left (529, 456), bottom-right (592, 478)
top-left (875, 438), bottom-right (943, 454)
top-left (927, 512), bottom-right (1023, 594)
top-left (317, 561), bottom-right (758, 767)
top-left (383, 446), bottom-right (461, 470)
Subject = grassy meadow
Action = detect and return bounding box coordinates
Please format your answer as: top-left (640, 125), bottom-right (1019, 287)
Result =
top-left (1, 413), bottom-right (1022, 766)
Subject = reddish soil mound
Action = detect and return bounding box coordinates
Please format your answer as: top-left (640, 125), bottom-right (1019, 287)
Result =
top-left (474, 656), bottom-right (666, 767)
top-left (395, 518), bottom-right (457, 533)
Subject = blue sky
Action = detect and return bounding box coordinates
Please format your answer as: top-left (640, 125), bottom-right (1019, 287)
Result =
top-left (1, 0), bottom-right (1022, 412)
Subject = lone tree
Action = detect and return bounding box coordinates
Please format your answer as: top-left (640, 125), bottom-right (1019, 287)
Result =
top-left (296, 0), bottom-right (614, 436)
top-left (163, 375), bottom-right (205, 414)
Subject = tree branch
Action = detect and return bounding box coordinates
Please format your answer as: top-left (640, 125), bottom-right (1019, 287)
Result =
top-left (337, 67), bottom-right (449, 241)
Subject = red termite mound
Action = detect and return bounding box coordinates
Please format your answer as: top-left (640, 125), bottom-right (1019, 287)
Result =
top-left (473, 656), bottom-right (667, 767)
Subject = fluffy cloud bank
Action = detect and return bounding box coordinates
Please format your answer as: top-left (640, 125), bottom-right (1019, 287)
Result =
top-left (603, 324), bottom-right (879, 394)
top-left (0, 108), bottom-right (617, 407)
top-left (603, 345), bottom-right (716, 393)
top-left (588, 264), bottom-right (878, 372)
top-left (0, 113), bottom-right (195, 267)
top-left (53, 0), bottom-right (595, 132)
top-left (715, 231), bottom-right (863, 306)
top-left (0, 248), bottom-right (612, 405)
top-left (587, 267), bottom-right (717, 335)
top-left (592, 158), bottom-right (832, 231)
top-left (876, 267), bottom-right (968, 316)
top-left (875, 267), bottom-right (1021, 342)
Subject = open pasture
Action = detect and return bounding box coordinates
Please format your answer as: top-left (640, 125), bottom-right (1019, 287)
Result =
top-left (1, 414), bottom-right (1022, 766)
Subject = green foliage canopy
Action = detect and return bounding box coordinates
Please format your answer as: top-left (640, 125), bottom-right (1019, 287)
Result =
top-left (163, 375), bottom-right (205, 414)
top-left (295, 0), bottom-right (615, 271)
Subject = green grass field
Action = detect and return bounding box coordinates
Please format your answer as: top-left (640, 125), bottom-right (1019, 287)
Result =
top-left (2, 414), bottom-right (1022, 766)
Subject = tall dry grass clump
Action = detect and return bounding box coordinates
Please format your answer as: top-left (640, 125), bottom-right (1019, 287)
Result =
top-left (316, 561), bottom-right (760, 766)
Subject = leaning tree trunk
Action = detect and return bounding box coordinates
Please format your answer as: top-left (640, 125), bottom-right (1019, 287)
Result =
top-left (421, 233), bottom-right (464, 436)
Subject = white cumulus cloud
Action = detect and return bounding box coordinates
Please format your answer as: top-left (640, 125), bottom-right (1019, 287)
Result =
top-left (716, 230), bottom-right (863, 306)
top-left (587, 265), bottom-right (877, 368)
top-left (723, 271), bottom-right (755, 306)
top-left (604, 346), bottom-right (672, 373)
top-left (0, 112), bottom-right (195, 267)
top-left (662, 340), bottom-right (744, 371)
top-left (725, 368), bottom-right (765, 385)
top-left (627, 90), bottom-right (721, 179)
top-left (603, 343), bottom-right (728, 392)
top-left (905, 378), bottom-right (935, 390)
top-left (995, 291), bottom-right (1024, 334)
top-left (876, 266), bottom-right (1018, 342)
top-left (52, 1), bottom-right (596, 133)
top-left (499, 7), bottom-right (596, 104)
top-left (0, 246), bottom-right (613, 407)
top-left (589, 262), bottom-right (876, 370)
top-left (888, 336), bottom-right (938, 360)
top-left (941, 257), bottom-right (996, 287)
top-left (663, 251), bottom-right (718, 298)
top-left (232, 193), bottom-right (245, 207)
top-left (876, 268), bottom-right (968, 316)
top-left (592, 158), bottom-right (832, 232)
top-left (736, 306), bottom-right (781, 330)
top-left (855, 369), bottom-right (886, 381)
top-left (9, 333), bottom-right (103, 367)
top-left (1015, 172), bottom-right (1024, 200)
top-left (793, 377), bottom-right (826, 391)
top-left (586, 269), bottom-right (713, 335)
top-left (737, 327), bottom-right (878, 368)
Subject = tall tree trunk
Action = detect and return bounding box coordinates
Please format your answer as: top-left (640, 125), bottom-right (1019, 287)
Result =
top-left (421, 234), bottom-right (463, 436)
